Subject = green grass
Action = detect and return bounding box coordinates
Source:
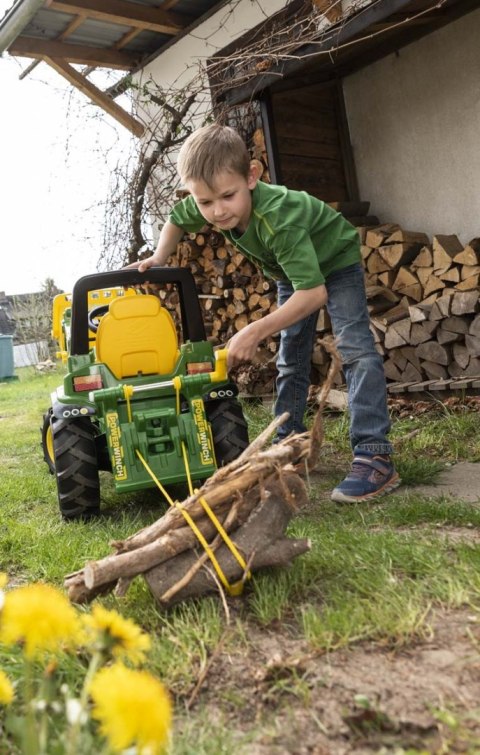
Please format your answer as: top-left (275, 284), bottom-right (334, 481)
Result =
top-left (2, 368), bottom-right (480, 752)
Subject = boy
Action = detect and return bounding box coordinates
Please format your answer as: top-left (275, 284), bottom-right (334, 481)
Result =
top-left (131, 124), bottom-right (400, 503)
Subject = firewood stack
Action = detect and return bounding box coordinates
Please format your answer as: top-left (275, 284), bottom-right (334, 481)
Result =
top-left (346, 230), bottom-right (480, 384)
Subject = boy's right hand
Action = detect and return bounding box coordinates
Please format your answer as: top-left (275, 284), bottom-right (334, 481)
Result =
top-left (122, 255), bottom-right (162, 292)
top-left (122, 256), bottom-right (159, 273)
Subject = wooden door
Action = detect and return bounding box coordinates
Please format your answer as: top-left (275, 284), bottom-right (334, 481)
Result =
top-left (267, 81), bottom-right (355, 202)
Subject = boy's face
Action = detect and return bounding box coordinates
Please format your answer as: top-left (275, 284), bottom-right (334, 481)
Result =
top-left (185, 164), bottom-right (258, 233)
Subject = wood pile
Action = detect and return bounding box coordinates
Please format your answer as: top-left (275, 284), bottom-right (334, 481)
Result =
top-left (354, 231), bottom-right (480, 384)
top-left (162, 227), bottom-right (279, 395)
top-left (64, 415), bottom-right (311, 608)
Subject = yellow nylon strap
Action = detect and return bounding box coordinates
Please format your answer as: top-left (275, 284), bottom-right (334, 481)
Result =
top-left (135, 451), bottom-right (247, 595)
top-left (180, 442), bottom-right (251, 594)
top-left (123, 384), bottom-right (134, 422)
top-left (163, 378), bottom-right (252, 596)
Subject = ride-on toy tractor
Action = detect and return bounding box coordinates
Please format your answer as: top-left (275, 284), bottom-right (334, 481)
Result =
top-left (42, 268), bottom-right (249, 519)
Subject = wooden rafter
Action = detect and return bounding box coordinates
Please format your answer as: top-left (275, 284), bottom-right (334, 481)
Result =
top-left (44, 56), bottom-right (144, 136)
top-left (48, 0), bottom-right (187, 35)
top-left (9, 37), bottom-right (138, 68)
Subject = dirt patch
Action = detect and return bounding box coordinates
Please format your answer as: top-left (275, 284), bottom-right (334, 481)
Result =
top-left (196, 608), bottom-right (480, 753)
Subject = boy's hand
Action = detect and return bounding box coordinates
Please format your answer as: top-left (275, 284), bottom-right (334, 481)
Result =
top-left (227, 324), bottom-right (261, 369)
top-left (122, 255), bottom-right (162, 293)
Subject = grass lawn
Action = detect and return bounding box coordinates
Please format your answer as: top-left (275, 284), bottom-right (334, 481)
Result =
top-left (1, 367), bottom-right (480, 753)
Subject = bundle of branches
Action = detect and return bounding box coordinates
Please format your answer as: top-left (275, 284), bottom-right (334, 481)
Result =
top-left (64, 338), bottom-right (340, 609)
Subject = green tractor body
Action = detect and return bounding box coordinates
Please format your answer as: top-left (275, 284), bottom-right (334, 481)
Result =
top-left (43, 268), bottom-right (249, 519)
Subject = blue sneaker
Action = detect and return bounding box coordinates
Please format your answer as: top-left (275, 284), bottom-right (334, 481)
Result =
top-left (331, 455), bottom-right (400, 503)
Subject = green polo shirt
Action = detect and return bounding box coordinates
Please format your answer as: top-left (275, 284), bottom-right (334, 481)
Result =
top-left (169, 180), bottom-right (360, 290)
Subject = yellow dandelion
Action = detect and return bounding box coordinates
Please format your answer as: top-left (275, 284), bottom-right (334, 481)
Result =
top-left (82, 605), bottom-right (151, 664)
top-left (89, 663), bottom-right (172, 754)
top-left (0, 669), bottom-right (14, 705)
top-left (0, 583), bottom-right (82, 659)
top-left (0, 573), bottom-right (7, 612)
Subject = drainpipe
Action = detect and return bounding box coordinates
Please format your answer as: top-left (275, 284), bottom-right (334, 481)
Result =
top-left (0, 0), bottom-right (46, 55)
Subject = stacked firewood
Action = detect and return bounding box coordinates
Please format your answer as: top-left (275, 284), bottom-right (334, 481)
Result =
top-left (354, 230), bottom-right (480, 383)
top-left (162, 228), bottom-right (278, 395)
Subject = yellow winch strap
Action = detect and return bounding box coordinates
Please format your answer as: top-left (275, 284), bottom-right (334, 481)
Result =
top-left (123, 384), bottom-right (134, 422)
top-left (135, 450), bottom-right (248, 596)
top-left (159, 378), bottom-right (251, 595)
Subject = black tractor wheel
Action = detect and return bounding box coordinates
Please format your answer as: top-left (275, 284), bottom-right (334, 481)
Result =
top-left (41, 409), bottom-right (55, 474)
top-left (206, 398), bottom-right (249, 466)
top-left (51, 415), bottom-right (101, 519)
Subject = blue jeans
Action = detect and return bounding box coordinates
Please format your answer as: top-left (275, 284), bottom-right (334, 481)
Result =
top-left (275, 263), bottom-right (392, 455)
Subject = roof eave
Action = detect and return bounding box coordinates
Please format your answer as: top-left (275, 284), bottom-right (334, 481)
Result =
top-left (0, 0), bottom-right (46, 55)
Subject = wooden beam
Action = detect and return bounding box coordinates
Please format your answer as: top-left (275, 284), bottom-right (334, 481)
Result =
top-left (9, 37), bottom-right (138, 68)
top-left (44, 56), bottom-right (145, 137)
top-left (49, 0), bottom-right (186, 35)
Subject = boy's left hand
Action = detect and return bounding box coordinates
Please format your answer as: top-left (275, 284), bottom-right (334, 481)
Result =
top-left (227, 324), bottom-right (261, 369)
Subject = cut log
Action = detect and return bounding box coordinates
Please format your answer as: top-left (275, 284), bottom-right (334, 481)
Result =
top-left (469, 313), bottom-right (480, 338)
top-left (436, 327), bottom-right (463, 345)
top-left (383, 357), bottom-right (404, 382)
top-left (438, 267), bottom-right (460, 284)
top-left (461, 265), bottom-right (480, 281)
top-left (401, 362), bottom-right (423, 382)
top-left (366, 250), bottom-right (391, 274)
top-left (451, 291), bottom-right (479, 316)
top-left (410, 246), bottom-right (433, 268)
top-left (365, 224), bottom-right (401, 248)
top-left (415, 341), bottom-right (451, 366)
top-left (432, 234), bottom-right (464, 272)
top-left (385, 229), bottom-right (429, 245)
top-left (423, 275), bottom-right (446, 298)
top-left (384, 318), bottom-right (411, 349)
top-left (455, 274), bottom-right (480, 291)
top-left (410, 321), bottom-right (438, 345)
top-left (448, 357), bottom-right (480, 378)
top-left (442, 315), bottom-right (470, 335)
top-left (429, 295), bottom-right (452, 320)
top-left (453, 238), bottom-right (480, 266)
top-left (408, 303), bottom-right (432, 323)
top-left (377, 243), bottom-right (422, 270)
top-left (392, 266), bottom-right (420, 292)
top-left (465, 334), bottom-right (480, 357)
top-left (420, 361), bottom-right (448, 380)
top-left (398, 346), bottom-right (422, 371)
top-left (452, 343), bottom-right (470, 370)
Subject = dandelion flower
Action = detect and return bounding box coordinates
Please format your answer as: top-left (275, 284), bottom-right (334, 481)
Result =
top-left (0, 669), bottom-right (14, 705)
top-left (83, 605), bottom-right (151, 664)
top-left (0, 573), bottom-right (7, 611)
top-left (89, 663), bottom-right (172, 753)
top-left (0, 583), bottom-right (82, 658)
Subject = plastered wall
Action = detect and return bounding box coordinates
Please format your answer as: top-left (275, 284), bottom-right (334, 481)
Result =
top-left (343, 8), bottom-right (480, 244)
top-left (135, 0), bottom-right (285, 125)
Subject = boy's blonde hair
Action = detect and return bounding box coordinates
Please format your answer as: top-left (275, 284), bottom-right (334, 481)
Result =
top-left (177, 124), bottom-right (250, 187)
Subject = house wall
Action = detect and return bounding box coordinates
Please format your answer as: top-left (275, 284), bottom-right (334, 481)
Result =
top-left (136, 0), bottom-right (286, 124)
top-left (343, 8), bottom-right (480, 244)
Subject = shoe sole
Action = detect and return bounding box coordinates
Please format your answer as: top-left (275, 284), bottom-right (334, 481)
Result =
top-left (331, 473), bottom-right (401, 504)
